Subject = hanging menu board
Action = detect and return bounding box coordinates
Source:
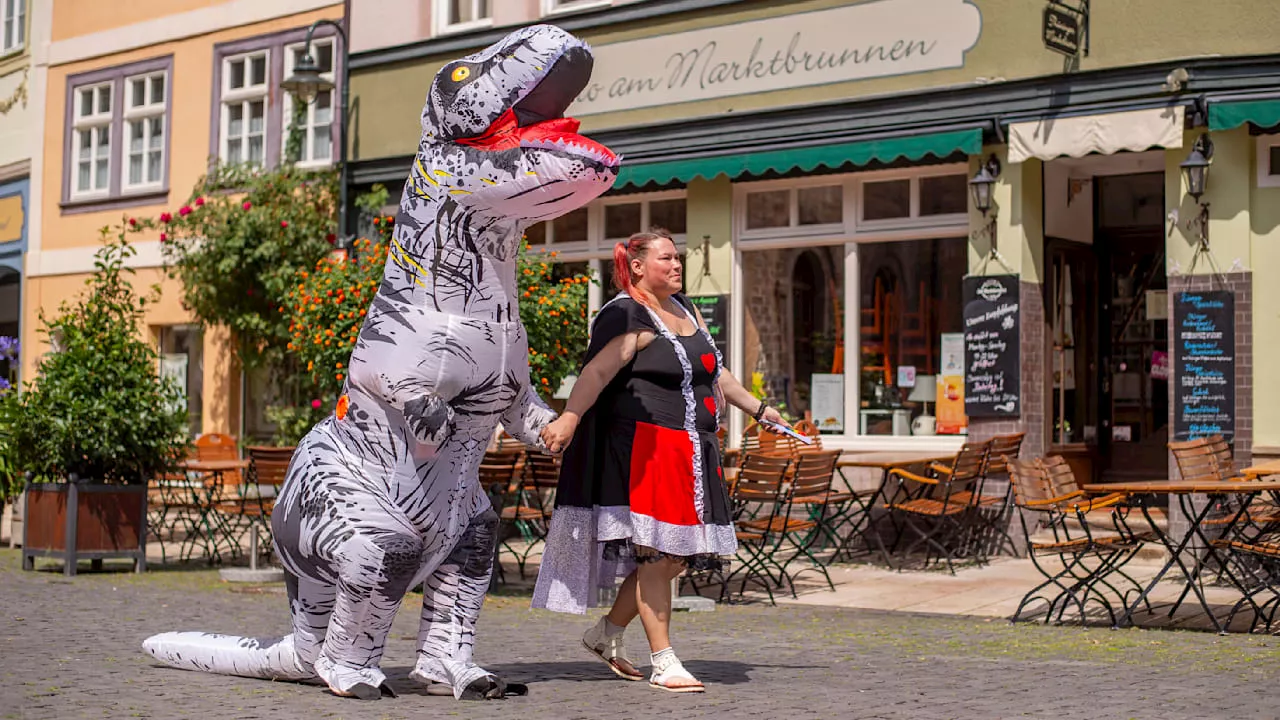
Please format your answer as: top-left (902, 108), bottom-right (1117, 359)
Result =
top-left (1173, 290), bottom-right (1235, 441)
top-left (687, 294), bottom-right (730, 367)
top-left (963, 275), bottom-right (1021, 417)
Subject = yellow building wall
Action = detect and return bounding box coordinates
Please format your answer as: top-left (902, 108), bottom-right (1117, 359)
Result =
top-left (967, 147), bottom-right (1043, 283)
top-left (682, 176), bottom-right (733, 297)
top-left (51, 0), bottom-right (238, 42)
top-left (1250, 143), bottom-right (1280, 453)
top-left (26, 4), bottom-right (342, 435)
top-left (1165, 128), bottom-right (1254, 275)
top-left (351, 0), bottom-right (1280, 163)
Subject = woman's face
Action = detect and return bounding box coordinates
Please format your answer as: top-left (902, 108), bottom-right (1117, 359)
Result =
top-left (632, 237), bottom-right (682, 295)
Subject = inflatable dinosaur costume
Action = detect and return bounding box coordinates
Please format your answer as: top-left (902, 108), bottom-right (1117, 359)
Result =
top-left (142, 25), bottom-right (618, 701)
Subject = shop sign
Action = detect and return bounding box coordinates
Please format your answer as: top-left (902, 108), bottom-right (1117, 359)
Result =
top-left (569, 0), bottom-right (982, 117)
top-left (687, 294), bottom-right (730, 366)
top-left (1042, 2), bottom-right (1086, 58)
top-left (1172, 291), bottom-right (1235, 441)
top-left (936, 333), bottom-right (967, 434)
top-left (963, 275), bottom-right (1021, 417)
top-left (809, 374), bottom-right (844, 433)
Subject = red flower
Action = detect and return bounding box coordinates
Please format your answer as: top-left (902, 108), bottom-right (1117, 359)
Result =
top-left (159, 232), bottom-right (168, 242)
top-left (178, 206), bottom-right (192, 216)
top-left (281, 220), bottom-right (289, 229)
top-left (195, 196), bottom-right (205, 206)
top-left (243, 201), bottom-right (252, 211)
top-left (159, 212), bottom-right (172, 223)
top-left (326, 233), bottom-right (337, 245)
top-left (311, 399), bottom-right (322, 409)
top-left (373, 217), bottom-right (380, 225)
top-left (128, 217), bottom-right (137, 227)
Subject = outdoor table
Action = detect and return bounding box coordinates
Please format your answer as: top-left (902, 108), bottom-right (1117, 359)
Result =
top-left (177, 458), bottom-right (251, 563)
top-left (1083, 479), bottom-right (1280, 632)
top-left (833, 451), bottom-right (955, 564)
top-left (1241, 460), bottom-right (1280, 480)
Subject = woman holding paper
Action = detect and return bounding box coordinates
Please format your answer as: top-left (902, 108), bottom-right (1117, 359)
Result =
top-left (533, 230), bottom-right (790, 693)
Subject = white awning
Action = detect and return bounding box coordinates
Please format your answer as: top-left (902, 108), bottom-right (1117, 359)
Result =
top-left (1007, 106), bottom-right (1185, 163)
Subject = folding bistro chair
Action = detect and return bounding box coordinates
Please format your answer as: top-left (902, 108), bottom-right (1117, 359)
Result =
top-left (779, 449), bottom-right (843, 592)
top-left (216, 446), bottom-right (295, 563)
top-left (720, 453), bottom-right (793, 605)
top-left (1007, 456), bottom-right (1150, 626)
top-left (949, 432), bottom-right (1025, 560)
top-left (883, 439), bottom-right (991, 574)
top-left (482, 448), bottom-right (531, 584)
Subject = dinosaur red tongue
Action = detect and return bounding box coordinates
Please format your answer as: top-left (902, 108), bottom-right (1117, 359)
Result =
top-left (458, 109), bottom-right (615, 163)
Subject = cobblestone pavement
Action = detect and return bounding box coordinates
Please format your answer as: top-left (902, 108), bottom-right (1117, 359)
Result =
top-left (3, 550), bottom-right (1280, 720)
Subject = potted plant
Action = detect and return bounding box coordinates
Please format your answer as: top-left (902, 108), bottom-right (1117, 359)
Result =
top-left (8, 222), bottom-right (189, 576)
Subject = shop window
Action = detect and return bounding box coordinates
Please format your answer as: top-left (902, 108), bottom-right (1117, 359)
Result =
top-left (746, 189), bottom-right (790, 230)
top-left (158, 325), bottom-right (203, 435)
top-left (857, 237), bottom-right (966, 436)
top-left (862, 179), bottom-right (910, 221)
top-left (742, 247), bottom-right (846, 432)
top-left (1257, 135), bottom-right (1280, 188)
top-left (919, 174), bottom-right (968, 216)
top-left (551, 207), bottom-right (588, 244)
top-left (602, 195), bottom-right (688, 240)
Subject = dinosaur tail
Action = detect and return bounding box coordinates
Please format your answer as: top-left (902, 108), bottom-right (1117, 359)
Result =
top-left (141, 631), bottom-right (316, 682)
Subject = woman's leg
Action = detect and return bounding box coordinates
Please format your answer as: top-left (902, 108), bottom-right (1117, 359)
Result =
top-left (605, 570), bottom-right (640, 627)
top-left (632, 557), bottom-right (687, 653)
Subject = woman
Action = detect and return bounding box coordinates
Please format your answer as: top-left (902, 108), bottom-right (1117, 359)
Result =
top-left (531, 230), bottom-right (790, 693)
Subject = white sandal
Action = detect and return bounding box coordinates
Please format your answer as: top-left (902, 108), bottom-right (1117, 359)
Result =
top-left (582, 617), bottom-right (644, 681)
top-left (648, 649), bottom-right (704, 693)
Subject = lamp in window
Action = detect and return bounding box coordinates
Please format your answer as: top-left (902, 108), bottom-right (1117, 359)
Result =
top-left (282, 19), bottom-right (352, 257)
top-left (908, 375), bottom-right (937, 436)
top-left (1179, 133), bottom-right (1213, 246)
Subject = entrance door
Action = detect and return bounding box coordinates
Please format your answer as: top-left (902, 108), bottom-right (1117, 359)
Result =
top-left (1094, 173), bottom-right (1168, 481)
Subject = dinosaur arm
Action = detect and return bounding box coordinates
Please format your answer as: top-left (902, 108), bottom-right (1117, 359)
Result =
top-left (500, 385), bottom-right (557, 449)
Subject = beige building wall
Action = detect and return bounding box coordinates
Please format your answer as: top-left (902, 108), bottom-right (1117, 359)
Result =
top-left (24, 0), bottom-right (342, 435)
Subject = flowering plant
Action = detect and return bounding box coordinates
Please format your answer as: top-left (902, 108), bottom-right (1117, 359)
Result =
top-left (517, 241), bottom-right (593, 401)
top-left (0, 336), bottom-right (19, 500)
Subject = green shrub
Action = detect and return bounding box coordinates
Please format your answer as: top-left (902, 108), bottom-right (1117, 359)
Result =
top-left (5, 223), bottom-right (190, 483)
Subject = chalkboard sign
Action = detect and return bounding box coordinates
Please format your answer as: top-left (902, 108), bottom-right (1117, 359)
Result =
top-left (1173, 290), bottom-right (1235, 441)
top-left (687, 294), bottom-right (730, 366)
top-left (963, 275), bottom-right (1021, 417)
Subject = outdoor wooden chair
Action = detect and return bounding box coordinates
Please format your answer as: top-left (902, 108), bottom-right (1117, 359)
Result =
top-left (883, 439), bottom-right (991, 574)
top-left (947, 432), bottom-right (1026, 560)
top-left (503, 450), bottom-right (560, 578)
top-left (719, 453), bottom-right (793, 605)
top-left (779, 449), bottom-right (843, 592)
top-left (1007, 456), bottom-right (1150, 626)
top-left (216, 446), bottom-right (295, 563)
top-left (482, 448), bottom-right (534, 583)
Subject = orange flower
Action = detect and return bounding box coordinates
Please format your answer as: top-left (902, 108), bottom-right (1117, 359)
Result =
top-left (336, 373), bottom-right (344, 381)
top-left (335, 362), bottom-right (344, 369)
top-left (335, 394), bottom-right (350, 420)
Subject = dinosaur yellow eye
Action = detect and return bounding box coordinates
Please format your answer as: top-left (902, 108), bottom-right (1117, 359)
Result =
top-left (451, 66), bottom-right (471, 82)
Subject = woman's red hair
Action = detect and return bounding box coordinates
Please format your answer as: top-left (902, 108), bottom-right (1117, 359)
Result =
top-left (611, 231), bottom-right (668, 308)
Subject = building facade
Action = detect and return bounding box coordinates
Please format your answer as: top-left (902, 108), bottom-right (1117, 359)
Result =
top-left (0, 0), bottom-right (47, 387)
top-left (346, 0), bottom-right (1280, 482)
top-left (22, 0), bottom-right (344, 437)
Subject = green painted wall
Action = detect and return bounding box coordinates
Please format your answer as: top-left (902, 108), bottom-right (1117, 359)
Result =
top-left (351, 0), bottom-right (1280, 162)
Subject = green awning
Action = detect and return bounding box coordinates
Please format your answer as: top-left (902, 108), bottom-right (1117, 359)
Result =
top-left (1209, 99), bottom-right (1280, 132)
top-left (614, 128), bottom-right (982, 189)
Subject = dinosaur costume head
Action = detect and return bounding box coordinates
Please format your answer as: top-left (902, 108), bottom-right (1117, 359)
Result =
top-left (402, 24), bottom-right (617, 251)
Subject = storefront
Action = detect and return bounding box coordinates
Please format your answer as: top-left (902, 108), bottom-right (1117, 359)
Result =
top-left (347, 0), bottom-right (1280, 472)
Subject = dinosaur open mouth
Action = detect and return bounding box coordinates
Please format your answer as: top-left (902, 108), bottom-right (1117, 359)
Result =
top-left (458, 46), bottom-right (617, 166)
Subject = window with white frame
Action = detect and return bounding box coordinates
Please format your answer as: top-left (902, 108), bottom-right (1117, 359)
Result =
top-left (543, 0), bottom-right (611, 15)
top-left (284, 39), bottom-right (335, 166)
top-left (212, 28), bottom-right (342, 170)
top-left (1257, 134), bottom-right (1280, 188)
top-left (438, 0), bottom-right (492, 32)
top-left (124, 72), bottom-right (166, 191)
top-left (221, 50), bottom-right (269, 166)
top-left (72, 83), bottom-right (113, 198)
top-left (64, 57), bottom-right (173, 206)
top-left (1, 0), bottom-right (24, 54)
top-left (733, 166), bottom-right (970, 439)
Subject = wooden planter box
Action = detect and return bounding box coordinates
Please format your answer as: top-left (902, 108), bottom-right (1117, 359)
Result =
top-left (22, 482), bottom-right (147, 576)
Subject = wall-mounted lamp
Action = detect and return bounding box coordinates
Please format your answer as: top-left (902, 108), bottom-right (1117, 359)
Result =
top-left (969, 155), bottom-right (1002, 217)
top-left (1180, 133), bottom-right (1213, 246)
top-left (700, 234), bottom-right (712, 277)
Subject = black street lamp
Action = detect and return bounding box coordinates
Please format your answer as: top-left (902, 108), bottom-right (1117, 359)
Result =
top-left (968, 155), bottom-right (1001, 216)
top-left (282, 19), bottom-right (352, 259)
top-left (1180, 133), bottom-right (1213, 202)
